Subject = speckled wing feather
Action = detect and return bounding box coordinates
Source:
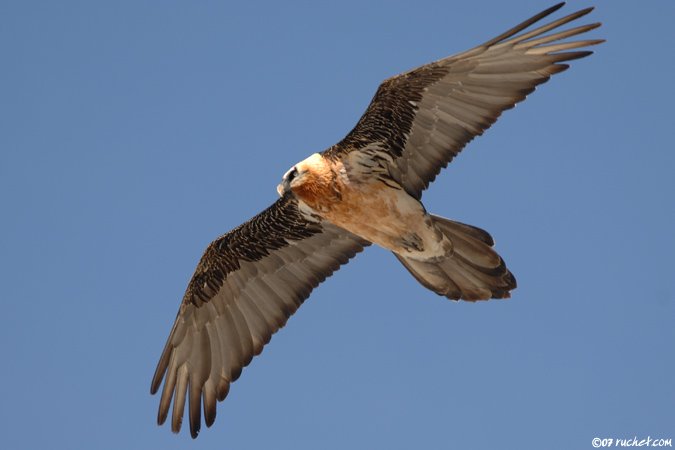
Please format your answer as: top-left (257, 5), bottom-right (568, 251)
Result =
top-left (324, 3), bottom-right (603, 199)
top-left (150, 194), bottom-right (369, 438)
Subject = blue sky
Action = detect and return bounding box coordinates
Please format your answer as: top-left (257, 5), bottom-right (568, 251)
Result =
top-left (2, 1), bottom-right (674, 449)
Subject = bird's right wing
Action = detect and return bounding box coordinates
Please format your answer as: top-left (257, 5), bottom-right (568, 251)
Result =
top-left (324, 3), bottom-right (603, 199)
top-left (150, 194), bottom-right (369, 438)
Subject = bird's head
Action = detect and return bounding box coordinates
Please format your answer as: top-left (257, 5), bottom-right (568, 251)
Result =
top-left (277, 153), bottom-right (327, 198)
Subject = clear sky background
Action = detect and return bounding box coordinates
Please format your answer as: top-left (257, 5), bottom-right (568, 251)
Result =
top-left (2, 1), bottom-right (673, 449)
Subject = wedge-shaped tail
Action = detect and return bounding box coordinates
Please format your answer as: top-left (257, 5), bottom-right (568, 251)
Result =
top-left (395, 215), bottom-right (516, 301)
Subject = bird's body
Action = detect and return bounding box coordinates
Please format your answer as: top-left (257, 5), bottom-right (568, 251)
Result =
top-left (289, 152), bottom-right (449, 260)
top-left (151, 3), bottom-right (603, 438)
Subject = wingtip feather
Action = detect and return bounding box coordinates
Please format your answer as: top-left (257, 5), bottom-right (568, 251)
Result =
top-left (480, 2), bottom-right (567, 48)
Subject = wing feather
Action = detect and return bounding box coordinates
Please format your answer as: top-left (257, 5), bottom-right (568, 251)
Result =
top-left (150, 194), bottom-right (369, 438)
top-left (324, 4), bottom-right (603, 199)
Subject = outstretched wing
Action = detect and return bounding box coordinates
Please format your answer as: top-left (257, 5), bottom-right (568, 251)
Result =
top-left (150, 194), bottom-right (369, 438)
top-left (324, 3), bottom-right (603, 199)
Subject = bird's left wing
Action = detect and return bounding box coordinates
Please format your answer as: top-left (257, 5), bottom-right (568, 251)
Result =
top-left (150, 194), bottom-right (369, 438)
top-left (324, 3), bottom-right (603, 199)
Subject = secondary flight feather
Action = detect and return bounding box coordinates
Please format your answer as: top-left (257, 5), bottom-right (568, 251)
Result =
top-left (151, 3), bottom-right (603, 438)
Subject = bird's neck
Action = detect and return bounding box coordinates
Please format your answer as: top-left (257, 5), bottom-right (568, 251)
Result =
top-left (292, 155), bottom-right (343, 211)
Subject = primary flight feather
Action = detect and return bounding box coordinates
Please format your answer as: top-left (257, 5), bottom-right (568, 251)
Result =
top-left (151, 3), bottom-right (603, 438)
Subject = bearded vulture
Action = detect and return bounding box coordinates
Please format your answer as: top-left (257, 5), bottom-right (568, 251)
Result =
top-left (151, 3), bottom-right (603, 438)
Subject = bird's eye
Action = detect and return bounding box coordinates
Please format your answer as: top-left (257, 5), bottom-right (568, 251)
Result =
top-left (287, 167), bottom-right (298, 182)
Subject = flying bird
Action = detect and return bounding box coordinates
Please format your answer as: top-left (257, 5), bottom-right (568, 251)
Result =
top-left (151, 3), bottom-right (602, 438)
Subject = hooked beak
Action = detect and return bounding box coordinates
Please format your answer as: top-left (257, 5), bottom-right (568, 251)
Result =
top-left (277, 178), bottom-right (290, 197)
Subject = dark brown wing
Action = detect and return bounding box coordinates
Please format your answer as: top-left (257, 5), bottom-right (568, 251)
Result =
top-left (150, 194), bottom-right (369, 438)
top-left (324, 3), bottom-right (603, 199)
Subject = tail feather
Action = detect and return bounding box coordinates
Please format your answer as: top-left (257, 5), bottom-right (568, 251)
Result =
top-left (395, 215), bottom-right (516, 301)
